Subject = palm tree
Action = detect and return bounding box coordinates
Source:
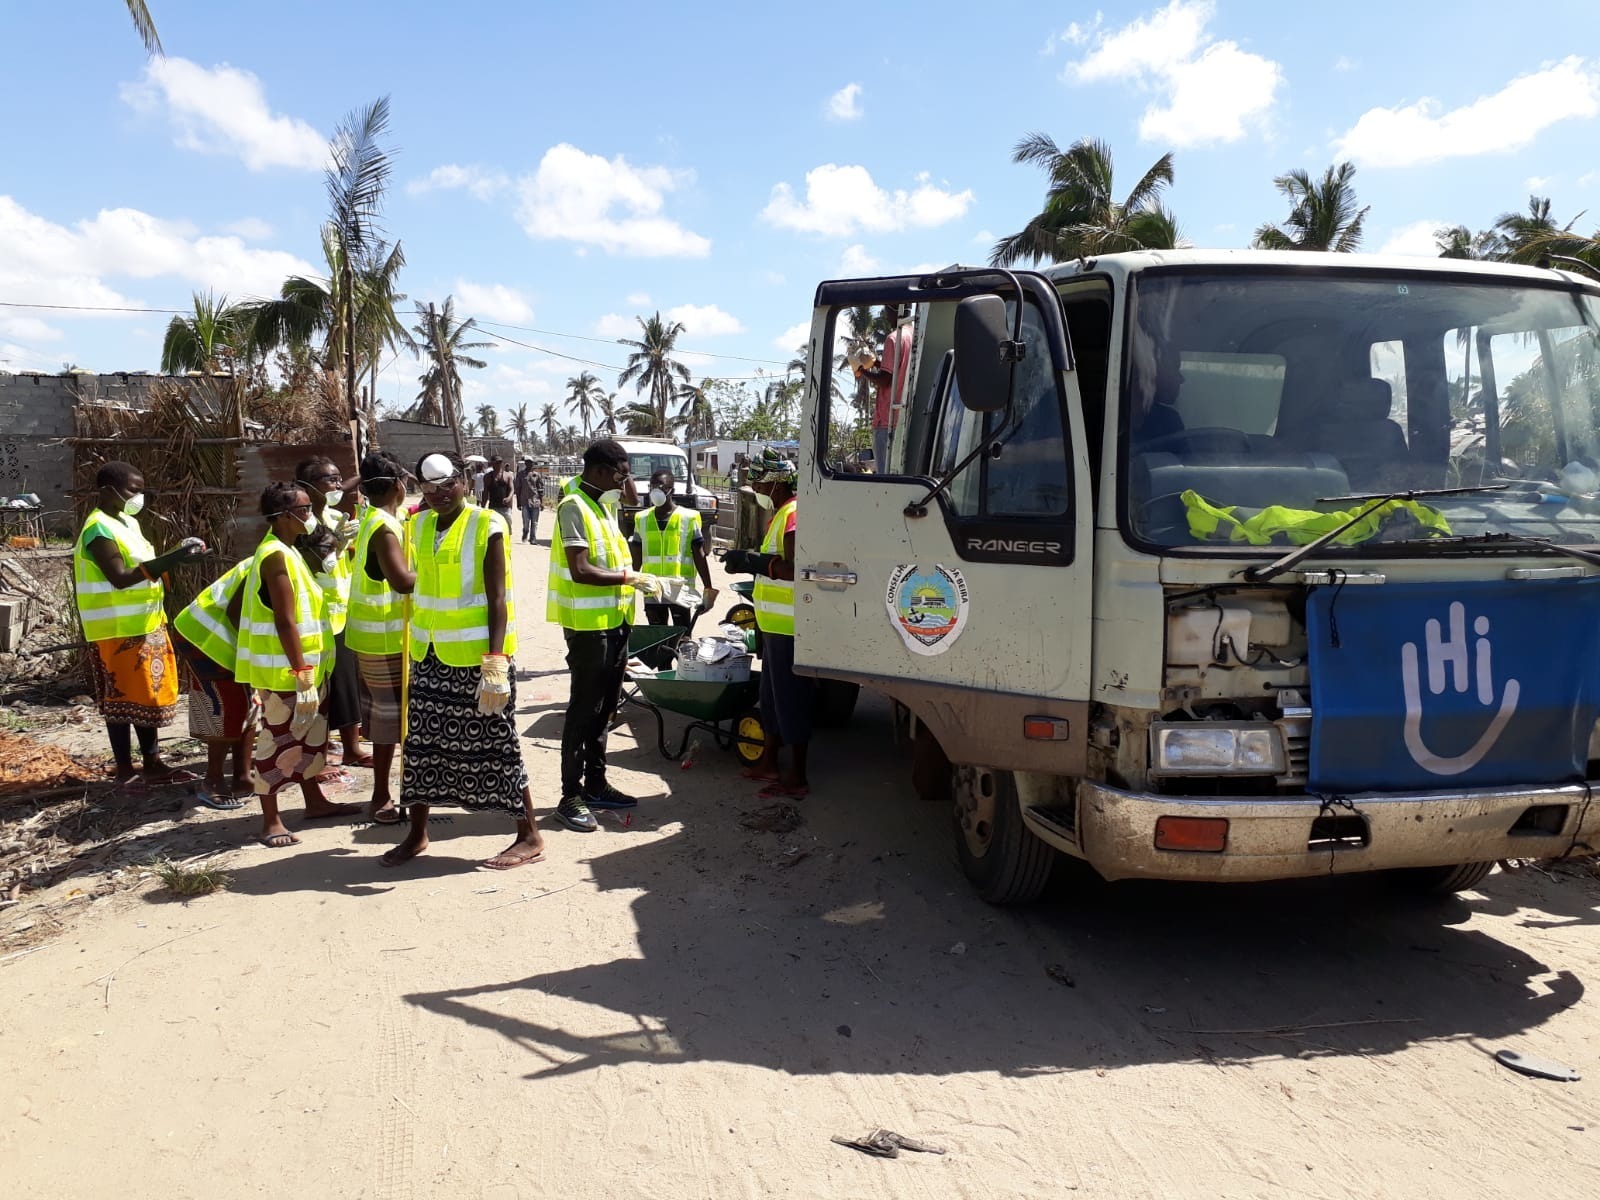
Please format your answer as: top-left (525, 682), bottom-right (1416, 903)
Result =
top-left (474, 405), bottom-right (500, 438)
top-left (160, 291), bottom-right (242, 374)
top-left (1492, 196), bottom-right (1577, 265)
top-left (991, 135), bottom-right (1180, 266)
top-left (677, 378), bottom-right (717, 442)
top-left (597, 391), bottom-right (618, 435)
top-left (539, 402), bottom-right (560, 449)
top-left (1252, 162), bottom-right (1370, 252)
top-left (616, 312), bottom-right (691, 437)
top-left (412, 297), bottom-right (493, 455)
top-left (565, 371), bottom-right (604, 437)
top-left (1435, 225), bottom-right (1497, 260)
top-left (124, 0), bottom-right (162, 55)
top-left (508, 402), bottom-right (532, 453)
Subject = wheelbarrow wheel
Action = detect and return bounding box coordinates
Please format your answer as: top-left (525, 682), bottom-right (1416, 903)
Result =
top-left (725, 602), bottom-right (757, 632)
top-left (734, 707), bottom-right (767, 764)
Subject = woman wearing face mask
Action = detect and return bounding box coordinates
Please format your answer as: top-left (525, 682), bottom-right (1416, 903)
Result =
top-left (236, 483), bottom-right (362, 848)
top-left (73, 460), bottom-right (207, 790)
top-left (346, 451), bottom-right (416, 825)
top-left (294, 455), bottom-right (368, 774)
top-left (627, 468), bottom-right (717, 664)
top-left (379, 451), bottom-right (545, 870)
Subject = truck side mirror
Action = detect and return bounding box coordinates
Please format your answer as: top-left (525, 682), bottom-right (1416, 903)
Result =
top-left (953, 294), bottom-right (1017, 413)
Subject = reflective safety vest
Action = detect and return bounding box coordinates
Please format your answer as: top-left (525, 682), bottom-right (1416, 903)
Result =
top-left (237, 534), bottom-right (332, 692)
top-left (345, 507), bottom-right (406, 656)
top-left (173, 559), bottom-right (251, 673)
top-left (547, 489), bottom-right (635, 631)
top-left (1181, 490), bottom-right (1451, 547)
top-left (409, 506), bottom-right (517, 667)
top-left (315, 505), bottom-right (354, 635)
top-left (753, 499), bottom-right (797, 636)
top-left (73, 509), bottom-right (165, 642)
top-left (637, 506), bottom-right (700, 582)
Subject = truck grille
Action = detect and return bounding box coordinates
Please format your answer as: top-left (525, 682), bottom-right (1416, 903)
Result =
top-left (1276, 701), bottom-right (1311, 788)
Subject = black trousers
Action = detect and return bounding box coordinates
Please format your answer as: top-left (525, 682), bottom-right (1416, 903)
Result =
top-left (561, 625), bottom-right (630, 798)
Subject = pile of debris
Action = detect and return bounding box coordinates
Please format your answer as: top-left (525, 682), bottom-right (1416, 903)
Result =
top-left (0, 553), bottom-right (85, 695)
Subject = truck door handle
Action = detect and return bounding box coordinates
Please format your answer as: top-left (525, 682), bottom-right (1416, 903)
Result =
top-left (800, 565), bottom-right (858, 588)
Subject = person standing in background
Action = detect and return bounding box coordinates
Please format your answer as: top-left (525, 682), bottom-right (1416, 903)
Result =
top-left (723, 450), bottom-right (810, 798)
top-left (347, 451), bottom-right (416, 826)
top-left (485, 456), bottom-right (514, 524)
top-left (170, 556), bottom-right (254, 809)
top-left (858, 308), bottom-right (912, 474)
top-left (380, 452), bottom-right (544, 870)
top-left (629, 467), bottom-right (716, 646)
top-left (514, 458), bottom-right (542, 543)
top-left (237, 482), bottom-right (362, 848)
top-left (547, 439), bottom-right (662, 831)
top-left (73, 461), bottom-right (207, 791)
top-left (295, 456), bottom-right (369, 774)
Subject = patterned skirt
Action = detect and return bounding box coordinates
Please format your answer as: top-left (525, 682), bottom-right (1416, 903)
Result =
top-left (251, 687), bottom-right (331, 797)
top-left (356, 651), bottom-right (404, 746)
top-left (400, 648), bottom-right (526, 813)
top-left (171, 627), bottom-right (251, 741)
top-left (92, 626), bottom-right (179, 728)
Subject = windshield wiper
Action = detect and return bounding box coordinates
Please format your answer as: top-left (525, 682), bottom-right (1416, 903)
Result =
top-left (1239, 485), bottom-right (1511, 584)
top-left (1378, 530), bottom-right (1600, 568)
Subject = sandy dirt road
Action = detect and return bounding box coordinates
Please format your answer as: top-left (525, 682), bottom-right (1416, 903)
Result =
top-left (3, 533), bottom-right (1598, 1199)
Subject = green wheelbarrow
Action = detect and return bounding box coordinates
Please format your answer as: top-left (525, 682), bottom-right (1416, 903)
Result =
top-left (621, 623), bottom-right (766, 763)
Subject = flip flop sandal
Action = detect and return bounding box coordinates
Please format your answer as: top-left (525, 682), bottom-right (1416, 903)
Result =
top-left (301, 803), bottom-right (363, 822)
top-left (372, 806), bottom-right (406, 825)
top-left (193, 784), bottom-right (246, 811)
top-left (111, 775), bottom-right (149, 796)
top-left (758, 782), bottom-right (811, 800)
top-left (258, 831), bottom-right (300, 849)
top-left (344, 752), bottom-right (376, 769)
top-left (148, 768), bottom-right (201, 786)
top-left (481, 849), bottom-right (546, 871)
top-left (316, 768), bottom-right (355, 787)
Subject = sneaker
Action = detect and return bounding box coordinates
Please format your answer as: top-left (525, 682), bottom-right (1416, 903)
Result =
top-left (554, 796), bottom-right (598, 832)
top-left (585, 784), bottom-right (639, 810)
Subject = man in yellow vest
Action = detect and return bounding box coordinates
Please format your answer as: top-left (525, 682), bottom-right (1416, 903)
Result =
top-left (547, 439), bottom-right (663, 831)
top-left (295, 455), bottom-right (367, 773)
top-left (723, 450), bottom-right (810, 798)
top-left (628, 468), bottom-right (717, 664)
top-left (73, 460), bottom-right (207, 789)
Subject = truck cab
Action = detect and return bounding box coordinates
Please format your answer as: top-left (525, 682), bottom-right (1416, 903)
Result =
top-left (617, 436), bottom-right (720, 526)
top-left (794, 251), bottom-right (1600, 902)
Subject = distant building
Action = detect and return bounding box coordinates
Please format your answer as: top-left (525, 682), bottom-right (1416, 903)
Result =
top-left (688, 438), bottom-right (800, 476)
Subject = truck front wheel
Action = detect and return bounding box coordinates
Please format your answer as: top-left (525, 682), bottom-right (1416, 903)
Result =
top-left (952, 765), bottom-right (1056, 904)
top-left (1390, 861), bottom-right (1497, 895)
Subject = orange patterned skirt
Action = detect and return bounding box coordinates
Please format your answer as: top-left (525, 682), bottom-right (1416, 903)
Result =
top-left (92, 626), bottom-right (179, 728)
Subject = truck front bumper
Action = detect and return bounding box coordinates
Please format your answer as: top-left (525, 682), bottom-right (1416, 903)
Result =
top-left (1063, 781), bottom-right (1600, 883)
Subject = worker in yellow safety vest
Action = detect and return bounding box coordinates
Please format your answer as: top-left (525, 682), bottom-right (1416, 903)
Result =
top-left (72, 460), bottom-right (208, 789)
top-left (722, 448), bottom-right (810, 798)
top-left (347, 450), bottom-right (418, 826)
top-left (237, 482), bottom-right (364, 848)
top-left (294, 455), bottom-right (368, 772)
top-left (547, 439), bottom-right (663, 831)
top-left (628, 468), bottom-right (717, 664)
top-left (378, 451), bottom-right (545, 873)
top-left (171, 557), bottom-right (254, 809)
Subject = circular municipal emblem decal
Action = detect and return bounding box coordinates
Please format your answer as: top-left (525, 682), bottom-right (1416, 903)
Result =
top-left (885, 563), bottom-right (970, 656)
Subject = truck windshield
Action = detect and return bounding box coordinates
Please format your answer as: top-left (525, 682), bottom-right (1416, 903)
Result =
top-left (1123, 270), bottom-right (1600, 553)
top-left (629, 453), bottom-right (690, 484)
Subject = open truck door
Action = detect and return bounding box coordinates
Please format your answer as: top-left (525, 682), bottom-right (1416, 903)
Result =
top-left (793, 270), bottom-right (1095, 901)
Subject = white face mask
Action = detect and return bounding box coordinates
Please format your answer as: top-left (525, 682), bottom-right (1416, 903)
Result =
top-left (600, 489), bottom-right (622, 505)
top-left (321, 553), bottom-right (339, 575)
top-left (323, 489), bottom-right (344, 508)
top-left (298, 512), bottom-right (320, 537)
top-left (649, 488), bottom-right (668, 508)
top-left (121, 491), bottom-right (146, 517)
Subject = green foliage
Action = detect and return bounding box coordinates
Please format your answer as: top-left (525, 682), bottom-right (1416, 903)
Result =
top-left (124, 0), bottom-right (162, 55)
top-left (151, 857), bottom-right (231, 897)
top-left (616, 312), bottom-right (692, 436)
top-left (1252, 162), bottom-right (1369, 252)
top-left (565, 371), bottom-right (605, 436)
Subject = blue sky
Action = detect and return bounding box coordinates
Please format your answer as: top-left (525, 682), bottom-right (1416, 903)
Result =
top-left (2, 0), bottom-right (1598, 427)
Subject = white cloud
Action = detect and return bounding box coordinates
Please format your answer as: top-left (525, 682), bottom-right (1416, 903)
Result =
top-left (972, 228), bottom-right (995, 246)
top-left (0, 196), bottom-right (317, 311)
top-left (1373, 219), bottom-right (1445, 258)
top-left (222, 217), bottom-right (274, 240)
top-left (1580, 170), bottom-right (1599, 189)
top-left (625, 291), bottom-right (652, 307)
top-left (1335, 56), bottom-right (1600, 168)
top-left (0, 313), bottom-right (63, 344)
top-left (1334, 55), bottom-right (1358, 73)
top-left (1065, 1), bottom-right (1282, 147)
top-left (514, 143), bottom-right (711, 258)
top-left (762, 270), bottom-right (786, 286)
top-left (121, 57), bottom-right (326, 171)
top-left (775, 320), bottom-right (810, 351)
top-left (840, 244), bottom-right (880, 274)
top-left (664, 303), bottom-right (744, 336)
top-left (454, 281), bottom-right (534, 325)
top-left (1525, 174), bottom-right (1556, 192)
top-left (1043, 16), bottom-right (1103, 55)
top-left (406, 164), bottom-right (510, 201)
top-left (595, 313), bottom-right (637, 338)
top-left (762, 164), bottom-right (974, 237)
top-left (827, 83), bottom-right (864, 122)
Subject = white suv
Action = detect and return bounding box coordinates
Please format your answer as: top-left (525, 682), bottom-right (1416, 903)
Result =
top-left (617, 436), bottom-right (719, 524)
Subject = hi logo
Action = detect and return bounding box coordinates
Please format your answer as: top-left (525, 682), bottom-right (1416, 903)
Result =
top-left (1400, 601), bottom-right (1520, 775)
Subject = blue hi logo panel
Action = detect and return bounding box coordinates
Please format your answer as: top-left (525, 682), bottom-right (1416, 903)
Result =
top-left (1306, 578), bottom-right (1600, 792)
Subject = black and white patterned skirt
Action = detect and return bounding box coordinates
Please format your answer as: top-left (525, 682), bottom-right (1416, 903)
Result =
top-left (400, 647), bottom-right (527, 813)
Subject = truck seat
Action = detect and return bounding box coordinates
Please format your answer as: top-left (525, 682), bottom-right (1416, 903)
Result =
top-left (1296, 379), bottom-right (1412, 490)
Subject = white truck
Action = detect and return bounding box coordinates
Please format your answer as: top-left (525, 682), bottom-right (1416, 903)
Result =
top-left (793, 251), bottom-right (1600, 902)
top-left (617, 436), bottom-right (720, 527)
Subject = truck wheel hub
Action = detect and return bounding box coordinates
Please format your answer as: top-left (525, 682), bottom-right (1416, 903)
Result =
top-left (955, 766), bottom-right (997, 859)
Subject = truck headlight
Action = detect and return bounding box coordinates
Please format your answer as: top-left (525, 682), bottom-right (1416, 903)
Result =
top-left (696, 494), bottom-right (717, 512)
top-left (1149, 722), bottom-right (1285, 777)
